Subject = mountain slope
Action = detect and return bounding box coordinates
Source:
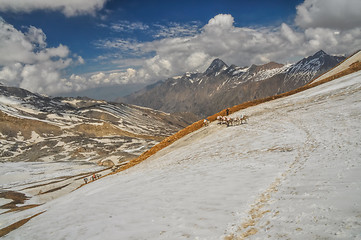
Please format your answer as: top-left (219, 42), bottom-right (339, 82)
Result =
top-left (123, 50), bottom-right (345, 117)
top-left (3, 65), bottom-right (361, 239)
top-left (0, 84), bottom-right (200, 213)
top-left (312, 49), bottom-right (361, 83)
top-left (0, 85), bottom-right (199, 165)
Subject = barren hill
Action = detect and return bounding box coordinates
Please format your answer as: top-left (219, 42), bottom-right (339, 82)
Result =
top-left (0, 86), bottom-right (198, 165)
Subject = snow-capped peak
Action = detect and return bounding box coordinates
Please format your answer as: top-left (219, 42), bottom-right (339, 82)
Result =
top-left (312, 49), bottom-right (327, 58)
top-left (204, 58), bottom-right (228, 75)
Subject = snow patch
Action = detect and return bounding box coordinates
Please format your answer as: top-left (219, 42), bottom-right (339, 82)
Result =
top-left (123, 146), bottom-right (145, 153)
top-left (29, 131), bottom-right (44, 143)
top-left (0, 96), bottom-right (22, 105)
top-left (232, 66), bottom-right (250, 75)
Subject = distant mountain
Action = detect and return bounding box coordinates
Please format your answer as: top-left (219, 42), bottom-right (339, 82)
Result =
top-left (204, 58), bottom-right (228, 75)
top-left (0, 85), bottom-right (199, 165)
top-left (121, 50), bottom-right (345, 117)
top-left (283, 50), bottom-right (346, 88)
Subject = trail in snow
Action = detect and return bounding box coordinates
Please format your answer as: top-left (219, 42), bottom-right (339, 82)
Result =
top-left (2, 71), bottom-right (361, 240)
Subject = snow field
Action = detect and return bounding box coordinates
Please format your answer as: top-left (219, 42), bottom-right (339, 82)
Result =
top-left (2, 71), bottom-right (361, 239)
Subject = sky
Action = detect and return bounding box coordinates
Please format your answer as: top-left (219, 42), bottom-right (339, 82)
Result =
top-left (0, 0), bottom-right (360, 100)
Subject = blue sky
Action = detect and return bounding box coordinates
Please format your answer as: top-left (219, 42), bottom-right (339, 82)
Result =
top-left (0, 0), bottom-right (360, 100)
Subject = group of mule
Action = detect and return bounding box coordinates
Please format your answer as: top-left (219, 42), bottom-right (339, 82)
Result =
top-left (83, 173), bottom-right (101, 184)
top-left (217, 115), bottom-right (249, 126)
top-left (203, 114), bottom-right (249, 127)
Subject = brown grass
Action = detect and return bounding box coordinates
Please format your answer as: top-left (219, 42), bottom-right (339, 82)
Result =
top-left (37, 183), bottom-right (71, 195)
top-left (1, 205), bottom-right (41, 215)
top-left (0, 211), bottom-right (45, 237)
top-left (112, 118), bottom-right (205, 173)
top-left (71, 122), bottom-right (164, 141)
top-left (0, 191), bottom-right (29, 209)
top-left (0, 111), bottom-right (61, 139)
top-left (0, 190), bottom-right (41, 215)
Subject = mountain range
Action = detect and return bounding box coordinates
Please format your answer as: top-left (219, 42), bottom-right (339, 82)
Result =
top-left (0, 85), bottom-right (198, 165)
top-left (121, 50), bottom-right (345, 117)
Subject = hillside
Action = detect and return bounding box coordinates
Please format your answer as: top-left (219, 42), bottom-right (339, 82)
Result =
top-left (0, 87), bottom-right (198, 208)
top-left (122, 50), bottom-right (345, 117)
top-left (0, 86), bottom-right (198, 164)
top-left (2, 58), bottom-right (360, 239)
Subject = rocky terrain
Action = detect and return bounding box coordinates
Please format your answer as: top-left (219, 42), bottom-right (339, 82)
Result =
top-left (0, 86), bottom-right (198, 166)
top-left (122, 50), bottom-right (345, 117)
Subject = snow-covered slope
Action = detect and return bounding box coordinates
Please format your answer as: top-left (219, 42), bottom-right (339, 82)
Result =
top-left (2, 71), bottom-right (361, 239)
top-left (0, 85), bottom-right (198, 214)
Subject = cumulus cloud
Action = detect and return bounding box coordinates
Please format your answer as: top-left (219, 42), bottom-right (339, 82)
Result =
top-left (68, 69), bottom-right (138, 88)
top-left (295, 0), bottom-right (361, 30)
top-left (204, 13), bottom-right (234, 31)
top-left (0, 0), bottom-right (108, 17)
top-left (0, 18), bottom-right (83, 94)
top-left (25, 26), bottom-right (47, 49)
top-left (0, 18), bottom-right (140, 96)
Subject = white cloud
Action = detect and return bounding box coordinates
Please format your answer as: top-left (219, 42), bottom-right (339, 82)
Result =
top-left (77, 56), bottom-right (85, 64)
top-left (0, 0), bottom-right (108, 17)
top-left (94, 39), bottom-right (145, 56)
top-left (0, 19), bottom-right (142, 96)
top-left (295, 0), bottom-right (361, 30)
top-left (152, 22), bottom-right (202, 39)
top-left (25, 26), bottom-right (47, 48)
top-left (0, 18), bottom-right (81, 94)
top-left (204, 13), bottom-right (234, 31)
top-left (186, 52), bottom-right (209, 69)
top-left (0, 20), bottom-right (34, 65)
top-left (99, 20), bottom-right (201, 39)
top-left (280, 23), bottom-right (303, 45)
top-left (110, 21), bottom-right (149, 32)
top-left (90, 72), bottom-right (106, 84)
top-left (68, 68), bottom-right (138, 89)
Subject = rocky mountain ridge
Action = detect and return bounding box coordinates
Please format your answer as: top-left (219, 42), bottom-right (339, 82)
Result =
top-left (122, 50), bottom-right (345, 117)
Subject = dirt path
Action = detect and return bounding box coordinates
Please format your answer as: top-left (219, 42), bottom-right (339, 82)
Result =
top-left (225, 70), bottom-right (361, 239)
top-left (225, 112), bottom-right (319, 239)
